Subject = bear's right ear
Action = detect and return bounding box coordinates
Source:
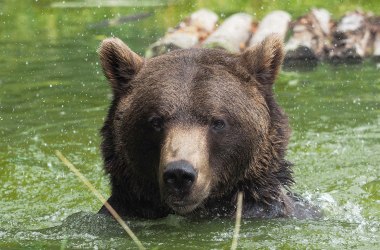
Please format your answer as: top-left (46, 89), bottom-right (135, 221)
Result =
top-left (98, 38), bottom-right (143, 95)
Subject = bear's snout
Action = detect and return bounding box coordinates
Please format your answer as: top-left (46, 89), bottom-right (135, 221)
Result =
top-left (159, 126), bottom-right (212, 214)
top-left (163, 160), bottom-right (198, 195)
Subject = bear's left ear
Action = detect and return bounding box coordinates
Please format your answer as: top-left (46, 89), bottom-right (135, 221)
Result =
top-left (240, 34), bottom-right (284, 85)
top-left (98, 37), bottom-right (144, 95)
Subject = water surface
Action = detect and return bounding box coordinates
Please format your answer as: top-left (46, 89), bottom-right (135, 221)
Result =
top-left (0, 1), bottom-right (379, 249)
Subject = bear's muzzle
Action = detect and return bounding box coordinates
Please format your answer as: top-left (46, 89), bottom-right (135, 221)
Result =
top-left (159, 126), bottom-right (211, 214)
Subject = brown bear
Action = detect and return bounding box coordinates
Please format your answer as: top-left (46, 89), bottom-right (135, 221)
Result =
top-left (97, 35), bottom-right (319, 219)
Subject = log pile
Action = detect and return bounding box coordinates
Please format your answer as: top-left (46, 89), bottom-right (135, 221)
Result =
top-left (146, 9), bottom-right (380, 67)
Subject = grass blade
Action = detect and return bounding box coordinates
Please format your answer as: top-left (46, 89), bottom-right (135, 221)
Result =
top-left (55, 150), bottom-right (145, 250)
top-left (231, 192), bottom-right (243, 250)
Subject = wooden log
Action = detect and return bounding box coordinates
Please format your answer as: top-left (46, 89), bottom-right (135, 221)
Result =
top-left (202, 13), bottom-right (253, 52)
top-left (327, 11), bottom-right (372, 64)
top-left (284, 8), bottom-right (331, 68)
top-left (368, 16), bottom-right (380, 60)
top-left (145, 9), bottom-right (218, 58)
top-left (189, 8), bottom-right (219, 33)
top-left (373, 33), bottom-right (380, 60)
top-left (249, 10), bottom-right (291, 46)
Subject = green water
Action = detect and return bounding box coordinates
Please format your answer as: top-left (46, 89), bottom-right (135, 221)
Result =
top-left (1, 0), bottom-right (379, 249)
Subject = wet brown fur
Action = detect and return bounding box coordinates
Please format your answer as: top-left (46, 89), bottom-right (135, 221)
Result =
top-left (97, 36), bottom-right (319, 219)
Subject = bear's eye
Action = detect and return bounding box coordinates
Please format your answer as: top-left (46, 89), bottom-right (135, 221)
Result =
top-left (211, 119), bottom-right (226, 131)
top-left (148, 116), bottom-right (164, 131)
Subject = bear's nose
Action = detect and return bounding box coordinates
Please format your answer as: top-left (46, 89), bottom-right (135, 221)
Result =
top-left (163, 160), bottom-right (197, 194)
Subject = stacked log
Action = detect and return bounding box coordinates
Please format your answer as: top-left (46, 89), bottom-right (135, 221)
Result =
top-left (375, 33), bottom-right (380, 59)
top-left (327, 11), bottom-right (372, 63)
top-left (145, 9), bottom-right (218, 57)
top-left (249, 10), bottom-right (291, 46)
top-left (368, 16), bottom-right (380, 61)
top-left (284, 8), bottom-right (331, 68)
top-left (202, 13), bottom-right (253, 52)
top-left (145, 8), bottom-right (380, 66)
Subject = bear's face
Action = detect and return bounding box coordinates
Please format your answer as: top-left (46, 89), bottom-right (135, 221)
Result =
top-left (99, 36), bottom-right (285, 215)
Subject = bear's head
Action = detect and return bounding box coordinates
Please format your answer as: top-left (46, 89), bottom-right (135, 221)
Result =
top-left (99, 35), bottom-right (292, 216)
